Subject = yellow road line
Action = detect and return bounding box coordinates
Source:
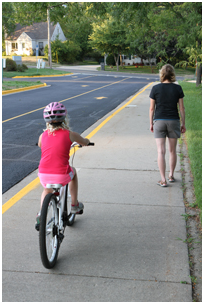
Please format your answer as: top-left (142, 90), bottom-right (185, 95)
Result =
top-left (2, 77), bottom-right (129, 123)
top-left (13, 73), bottom-right (73, 78)
top-left (2, 82), bottom-right (153, 214)
top-left (2, 178), bottom-right (40, 214)
top-left (2, 83), bottom-right (47, 95)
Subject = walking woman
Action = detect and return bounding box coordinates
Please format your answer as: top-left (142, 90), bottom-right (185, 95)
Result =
top-left (149, 64), bottom-right (186, 187)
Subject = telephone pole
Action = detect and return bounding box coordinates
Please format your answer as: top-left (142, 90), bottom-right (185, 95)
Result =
top-left (47, 7), bottom-right (52, 69)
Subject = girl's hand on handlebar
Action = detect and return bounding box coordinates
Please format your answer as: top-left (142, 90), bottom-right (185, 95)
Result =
top-left (84, 138), bottom-right (90, 146)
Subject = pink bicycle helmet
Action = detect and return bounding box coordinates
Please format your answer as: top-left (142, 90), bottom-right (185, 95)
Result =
top-left (43, 102), bottom-right (67, 123)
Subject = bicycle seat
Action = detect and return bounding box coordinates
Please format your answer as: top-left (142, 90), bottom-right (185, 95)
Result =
top-left (46, 183), bottom-right (63, 189)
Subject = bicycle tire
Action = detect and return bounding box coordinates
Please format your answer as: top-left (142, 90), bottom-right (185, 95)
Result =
top-left (63, 184), bottom-right (75, 226)
top-left (39, 193), bottom-right (59, 269)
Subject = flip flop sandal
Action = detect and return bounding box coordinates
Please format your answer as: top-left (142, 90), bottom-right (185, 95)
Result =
top-left (157, 180), bottom-right (167, 187)
top-left (168, 176), bottom-right (175, 182)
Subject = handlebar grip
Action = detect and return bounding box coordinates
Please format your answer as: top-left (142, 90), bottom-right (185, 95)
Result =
top-left (88, 142), bottom-right (94, 146)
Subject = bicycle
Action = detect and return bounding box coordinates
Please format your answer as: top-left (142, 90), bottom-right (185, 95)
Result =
top-left (38, 141), bottom-right (94, 269)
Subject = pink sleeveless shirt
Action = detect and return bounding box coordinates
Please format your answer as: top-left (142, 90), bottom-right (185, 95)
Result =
top-left (38, 129), bottom-right (72, 174)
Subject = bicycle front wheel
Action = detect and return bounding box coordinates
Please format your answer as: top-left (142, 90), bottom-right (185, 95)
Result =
top-left (39, 193), bottom-right (59, 269)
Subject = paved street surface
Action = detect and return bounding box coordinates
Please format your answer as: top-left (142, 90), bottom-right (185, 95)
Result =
top-left (3, 72), bottom-right (157, 193)
top-left (2, 83), bottom-right (192, 301)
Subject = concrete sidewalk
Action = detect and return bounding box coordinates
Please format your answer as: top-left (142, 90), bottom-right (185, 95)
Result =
top-left (2, 83), bottom-right (192, 301)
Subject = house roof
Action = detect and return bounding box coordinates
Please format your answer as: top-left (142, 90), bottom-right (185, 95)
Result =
top-left (6, 22), bottom-right (57, 41)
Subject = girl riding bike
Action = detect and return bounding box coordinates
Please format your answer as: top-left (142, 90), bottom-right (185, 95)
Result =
top-left (36, 102), bottom-right (89, 228)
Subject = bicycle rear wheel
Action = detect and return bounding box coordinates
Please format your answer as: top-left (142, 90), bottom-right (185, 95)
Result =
top-left (64, 184), bottom-right (75, 226)
top-left (39, 193), bottom-right (59, 269)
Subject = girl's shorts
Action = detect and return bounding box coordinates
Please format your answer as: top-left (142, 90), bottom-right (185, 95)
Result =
top-left (154, 120), bottom-right (180, 138)
top-left (38, 167), bottom-right (74, 188)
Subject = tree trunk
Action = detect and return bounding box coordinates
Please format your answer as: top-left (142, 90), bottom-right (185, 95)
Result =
top-left (47, 7), bottom-right (52, 69)
top-left (116, 54), bottom-right (120, 71)
top-left (196, 64), bottom-right (202, 87)
top-left (113, 52), bottom-right (119, 71)
top-left (120, 54), bottom-right (123, 67)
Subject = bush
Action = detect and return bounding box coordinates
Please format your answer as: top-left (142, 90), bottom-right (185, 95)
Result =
top-left (84, 50), bottom-right (103, 63)
top-left (106, 53), bottom-right (116, 66)
top-left (17, 63), bottom-right (28, 72)
top-left (44, 39), bottom-right (81, 64)
top-left (22, 63), bottom-right (28, 70)
top-left (5, 58), bottom-right (17, 71)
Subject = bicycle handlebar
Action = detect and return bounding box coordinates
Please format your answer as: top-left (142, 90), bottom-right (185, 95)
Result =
top-left (71, 142), bottom-right (94, 148)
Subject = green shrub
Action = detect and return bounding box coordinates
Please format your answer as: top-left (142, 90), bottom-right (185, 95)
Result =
top-left (15, 63), bottom-right (28, 72)
top-left (44, 39), bottom-right (81, 64)
top-left (5, 58), bottom-right (17, 71)
top-left (22, 63), bottom-right (28, 70)
top-left (84, 50), bottom-right (103, 63)
top-left (106, 53), bottom-right (116, 66)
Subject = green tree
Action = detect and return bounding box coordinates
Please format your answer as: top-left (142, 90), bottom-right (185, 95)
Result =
top-left (57, 3), bottom-right (93, 61)
top-left (113, 2), bottom-right (202, 85)
top-left (2, 2), bottom-right (16, 52)
top-left (89, 18), bottom-right (130, 71)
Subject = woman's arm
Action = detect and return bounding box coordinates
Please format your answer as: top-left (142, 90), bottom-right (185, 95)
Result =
top-left (149, 98), bottom-right (155, 132)
top-left (178, 98), bottom-right (186, 133)
top-left (69, 131), bottom-right (90, 146)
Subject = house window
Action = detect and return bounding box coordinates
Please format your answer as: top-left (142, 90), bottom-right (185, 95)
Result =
top-left (12, 43), bottom-right (18, 50)
top-left (39, 42), bottom-right (43, 50)
top-left (22, 43), bottom-right (25, 48)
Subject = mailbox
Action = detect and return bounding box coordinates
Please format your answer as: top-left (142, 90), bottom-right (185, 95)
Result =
top-left (3, 58), bottom-right (6, 68)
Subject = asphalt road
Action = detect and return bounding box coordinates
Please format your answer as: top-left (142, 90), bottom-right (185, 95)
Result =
top-left (2, 72), bottom-right (158, 193)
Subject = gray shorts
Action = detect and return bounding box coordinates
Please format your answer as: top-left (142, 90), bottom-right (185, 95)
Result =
top-left (153, 120), bottom-right (180, 138)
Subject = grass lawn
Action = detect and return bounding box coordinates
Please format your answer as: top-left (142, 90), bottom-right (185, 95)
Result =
top-left (99, 65), bottom-right (196, 76)
top-left (2, 80), bottom-right (43, 91)
top-left (3, 68), bottom-right (71, 78)
top-left (179, 81), bottom-right (202, 217)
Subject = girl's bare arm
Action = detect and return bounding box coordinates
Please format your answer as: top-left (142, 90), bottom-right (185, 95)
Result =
top-left (38, 134), bottom-right (43, 148)
top-left (69, 131), bottom-right (90, 146)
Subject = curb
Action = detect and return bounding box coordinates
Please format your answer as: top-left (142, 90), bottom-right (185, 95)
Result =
top-left (2, 83), bottom-right (47, 95)
top-left (12, 73), bottom-right (73, 78)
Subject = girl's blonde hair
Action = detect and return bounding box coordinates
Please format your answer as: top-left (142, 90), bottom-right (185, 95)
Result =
top-left (44, 115), bottom-right (70, 135)
top-left (159, 64), bottom-right (176, 83)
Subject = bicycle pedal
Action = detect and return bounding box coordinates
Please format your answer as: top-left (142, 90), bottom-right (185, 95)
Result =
top-left (58, 233), bottom-right (64, 242)
top-left (35, 223), bottom-right (40, 231)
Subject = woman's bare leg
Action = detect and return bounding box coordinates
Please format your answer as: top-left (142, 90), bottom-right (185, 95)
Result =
top-left (155, 138), bottom-right (166, 182)
top-left (168, 137), bottom-right (178, 178)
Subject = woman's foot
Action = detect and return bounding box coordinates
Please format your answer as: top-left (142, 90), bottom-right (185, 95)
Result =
top-left (157, 180), bottom-right (167, 187)
top-left (168, 176), bottom-right (175, 182)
